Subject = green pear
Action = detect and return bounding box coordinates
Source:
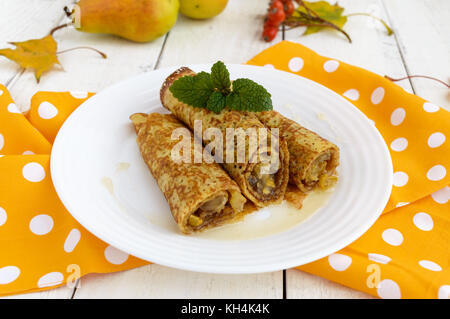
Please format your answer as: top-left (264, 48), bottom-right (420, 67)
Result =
top-left (70, 0), bottom-right (179, 42)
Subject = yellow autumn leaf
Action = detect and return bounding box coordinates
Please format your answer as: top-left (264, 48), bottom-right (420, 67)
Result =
top-left (295, 1), bottom-right (347, 36)
top-left (0, 35), bottom-right (60, 82)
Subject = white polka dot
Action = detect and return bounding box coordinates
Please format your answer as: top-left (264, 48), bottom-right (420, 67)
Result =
top-left (29, 214), bottom-right (54, 235)
top-left (371, 87), bottom-right (385, 105)
top-left (64, 228), bottom-right (81, 253)
top-left (423, 102), bottom-right (440, 113)
top-left (37, 272), bottom-right (64, 288)
top-left (368, 253), bottom-right (391, 264)
top-left (22, 150), bottom-right (34, 155)
top-left (431, 186), bottom-right (450, 204)
top-left (390, 137), bottom-right (408, 152)
top-left (288, 57), bottom-right (304, 72)
top-left (38, 101), bottom-right (58, 119)
top-left (393, 171), bottom-right (408, 187)
top-left (390, 108), bottom-right (406, 126)
top-left (0, 133), bottom-right (3, 151)
top-left (328, 253), bottom-right (352, 271)
top-left (0, 89), bottom-right (3, 96)
top-left (382, 228), bottom-right (403, 246)
top-left (418, 260), bottom-right (442, 272)
top-left (263, 64), bottom-right (275, 69)
top-left (426, 165), bottom-right (446, 181)
top-left (438, 285), bottom-right (450, 299)
top-left (377, 279), bottom-right (401, 299)
top-left (70, 91), bottom-right (89, 99)
top-left (323, 60), bottom-right (339, 72)
top-left (342, 89), bottom-right (359, 101)
top-left (0, 266), bottom-right (20, 284)
top-left (104, 245), bottom-right (129, 265)
top-left (0, 207), bottom-right (6, 226)
top-left (427, 132), bottom-right (445, 148)
top-left (7, 103), bottom-right (20, 114)
top-left (413, 212), bottom-right (433, 231)
top-left (22, 162), bottom-right (45, 182)
top-left (395, 202), bottom-right (409, 208)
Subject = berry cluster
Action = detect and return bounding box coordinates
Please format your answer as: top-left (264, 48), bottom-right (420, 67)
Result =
top-left (262, 0), bottom-right (295, 42)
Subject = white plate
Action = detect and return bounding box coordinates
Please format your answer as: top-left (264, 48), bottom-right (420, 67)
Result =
top-left (51, 64), bottom-right (393, 274)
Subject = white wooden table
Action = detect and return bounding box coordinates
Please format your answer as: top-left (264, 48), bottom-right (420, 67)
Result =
top-left (1, 0), bottom-right (448, 299)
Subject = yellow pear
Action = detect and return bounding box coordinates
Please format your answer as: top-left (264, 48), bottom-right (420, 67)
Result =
top-left (180, 0), bottom-right (228, 19)
top-left (71, 0), bottom-right (179, 43)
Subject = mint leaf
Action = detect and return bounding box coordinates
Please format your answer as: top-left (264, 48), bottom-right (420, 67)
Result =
top-left (169, 75), bottom-right (198, 106)
top-left (169, 72), bottom-right (214, 108)
top-left (169, 62), bottom-right (273, 113)
top-left (211, 61), bottom-right (231, 93)
top-left (226, 78), bottom-right (273, 112)
top-left (191, 71), bottom-right (214, 107)
top-left (207, 91), bottom-right (226, 113)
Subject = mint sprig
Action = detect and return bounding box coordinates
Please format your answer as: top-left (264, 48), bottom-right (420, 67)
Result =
top-left (169, 61), bottom-right (273, 113)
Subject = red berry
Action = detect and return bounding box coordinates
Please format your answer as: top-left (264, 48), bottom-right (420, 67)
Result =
top-left (264, 19), bottom-right (278, 29)
top-left (283, 1), bottom-right (295, 16)
top-left (263, 27), bottom-right (278, 42)
top-left (270, 0), bottom-right (284, 11)
top-left (268, 7), bottom-right (286, 25)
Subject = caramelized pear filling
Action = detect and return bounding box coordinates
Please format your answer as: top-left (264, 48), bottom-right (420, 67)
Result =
top-left (304, 153), bottom-right (337, 190)
top-left (198, 193), bottom-right (228, 214)
top-left (188, 191), bottom-right (245, 229)
top-left (318, 174), bottom-right (338, 190)
top-left (248, 162), bottom-right (277, 197)
top-left (188, 214), bottom-right (203, 227)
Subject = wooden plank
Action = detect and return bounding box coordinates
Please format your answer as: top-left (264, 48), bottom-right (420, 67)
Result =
top-left (382, 0), bottom-right (450, 110)
top-left (283, 0), bottom-right (413, 92)
top-left (0, 0), bottom-right (76, 86)
top-left (0, 0), bottom-right (77, 300)
top-left (286, 270), bottom-right (373, 299)
top-left (157, 0), bottom-right (281, 66)
top-left (8, 22), bottom-right (166, 113)
top-left (2, 285), bottom-right (75, 299)
top-left (283, 0), bottom-right (410, 299)
top-left (74, 265), bottom-right (282, 299)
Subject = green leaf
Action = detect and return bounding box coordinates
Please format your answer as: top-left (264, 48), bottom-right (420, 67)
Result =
top-left (211, 61), bottom-right (231, 92)
top-left (169, 62), bottom-right (273, 113)
top-left (169, 75), bottom-right (198, 106)
top-left (169, 72), bottom-right (214, 108)
top-left (226, 78), bottom-right (272, 112)
top-left (206, 91), bottom-right (227, 113)
top-left (193, 72), bottom-right (215, 106)
top-left (294, 1), bottom-right (347, 35)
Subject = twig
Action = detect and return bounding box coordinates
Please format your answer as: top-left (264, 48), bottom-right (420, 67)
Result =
top-left (50, 24), bottom-right (71, 36)
top-left (64, 6), bottom-right (72, 18)
top-left (385, 75), bottom-right (450, 89)
top-left (57, 46), bottom-right (107, 59)
top-left (347, 13), bottom-right (393, 35)
top-left (286, 0), bottom-right (352, 43)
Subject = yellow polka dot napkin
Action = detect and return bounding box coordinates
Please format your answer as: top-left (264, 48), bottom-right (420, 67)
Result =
top-left (247, 41), bottom-right (449, 299)
top-left (0, 40), bottom-right (448, 298)
top-left (0, 88), bottom-right (147, 296)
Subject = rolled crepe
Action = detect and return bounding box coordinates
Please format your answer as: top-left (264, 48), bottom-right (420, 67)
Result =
top-left (130, 112), bottom-right (246, 234)
top-left (256, 111), bottom-right (339, 192)
top-left (160, 67), bottom-right (290, 207)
